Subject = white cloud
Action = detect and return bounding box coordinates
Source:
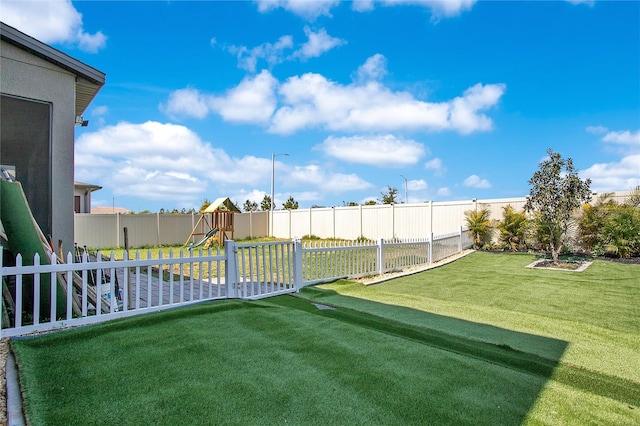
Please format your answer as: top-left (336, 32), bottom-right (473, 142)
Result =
top-left (565, 0), bottom-right (594, 6)
top-left (424, 157), bottom-right (446, 176)
top-left (449, 83), bottom-right (505, 134)
top-left (602, 129), bottom-right (640, 146)
top-left (293, 27), bottom-right (346, 60)
top-left (91, 105), bottom-right (109, 116)
top-left (354, 53), bottom-right (388, 82)
top-left (0, 0), bottom-right (106, 52)
top-left (463, 174), bottom-right (491, 189)
top-left (288, 164), bottom-right (371, 192)
top-left (270, 57), bottom-right (505, 134)
top-left (233, 189), bottom-right (268, 206)
top-left (586, 125), bottom-right (608, 135)
top-left (587, 126), bottom-right (640, 147)
top-left (316, 134), bottom-right (426, 167)
top-left (352, 0), bottom-right (477, 21)
top-left (228, 35), bottom-right (294, 72)
top-left (208, 70), bottom-right (278, 123)
top-left (408, 179), bottom-right (427, 191)
top-left (225, 28), bottom-right (342, 71)
top-left (76, 121), bottom-right (372, 207)
top-left (352, 0), bottom-right (375, 12)
top-left (75, 121), bottom-right (213, 203)
top-left (437, 187), bottom-right (451, 196)
top-left (162, 57), bottom-right (504, 135)
top-left (162, 71), bottom-right (278, 123)
top-left (160, 88), bottom-right (210, 119)
top-left (255, 0), bottom-right (477, 20)
top-left (254, 0), bottom-right (339, 19)
top-left (582, 155), bottom-right (640, 193)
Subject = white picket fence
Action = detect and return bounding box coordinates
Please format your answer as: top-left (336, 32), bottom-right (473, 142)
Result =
top-left (0, 229), bottom-right (472, 337)
top-left (301, 227), bottom-right (472, 284)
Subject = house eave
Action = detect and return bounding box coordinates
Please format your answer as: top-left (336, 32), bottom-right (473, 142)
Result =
top-left (0, 21), bottom-right (106, 116)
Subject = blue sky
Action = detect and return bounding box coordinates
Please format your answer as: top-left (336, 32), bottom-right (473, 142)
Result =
top-left (2, 0), bottom-right (639, 212)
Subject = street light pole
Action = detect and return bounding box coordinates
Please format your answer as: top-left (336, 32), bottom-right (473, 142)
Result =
top-left (400, 175), bottom-right (408, 204)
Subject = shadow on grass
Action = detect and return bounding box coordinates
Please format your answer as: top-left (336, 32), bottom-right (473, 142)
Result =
top-left (294, 287), bottom-right (640, 408)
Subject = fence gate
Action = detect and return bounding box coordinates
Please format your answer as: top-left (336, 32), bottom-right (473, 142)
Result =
top-left (231, 241), bottom-right (297, 300)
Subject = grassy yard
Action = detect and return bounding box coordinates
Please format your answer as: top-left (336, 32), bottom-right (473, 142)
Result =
top-left (10, 252), bottom-right (640, 425)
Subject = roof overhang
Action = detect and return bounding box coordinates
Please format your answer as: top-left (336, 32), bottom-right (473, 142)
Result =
top-left (0, 21), bottom-right (106, 116)
top-left (74, 181), bottom-right (102, 192)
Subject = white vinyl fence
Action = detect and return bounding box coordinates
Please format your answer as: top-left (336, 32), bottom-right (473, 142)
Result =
top-left (1, 229), bottom-right (473, 337)
top-left (74, 192), bottom-right (631, 249)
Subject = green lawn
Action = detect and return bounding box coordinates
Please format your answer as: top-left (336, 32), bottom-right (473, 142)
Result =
top-left (11, 252), bottom-right (640, 425)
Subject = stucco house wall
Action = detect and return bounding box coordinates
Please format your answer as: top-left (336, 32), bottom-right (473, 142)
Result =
top-left (0, 22), bottom-right (105, 254)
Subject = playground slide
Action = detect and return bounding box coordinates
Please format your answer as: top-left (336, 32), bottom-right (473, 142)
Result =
top-left (0, 179), bottom-right (67, 317)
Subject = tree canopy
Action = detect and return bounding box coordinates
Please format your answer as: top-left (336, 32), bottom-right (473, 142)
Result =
top-left (282, 196), bottom-right (299, 210)
top-left (260, 195), bottom-right (272, 211)
top-left (243, 200), bottom-right (258, 212)
top-left (380, 186), bottom-right (399, 204)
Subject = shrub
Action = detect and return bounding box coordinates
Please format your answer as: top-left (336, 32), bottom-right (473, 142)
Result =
top-left (527, 213), bottom-right (563, 253)
top-left (602, 206), bottom-right (640, 258)
top-left (577, 188), bottom-right (640, 258)
top-left (464, 207), bottom-right (492, 249)
top-left (496, 205), bottom-right (528, 251)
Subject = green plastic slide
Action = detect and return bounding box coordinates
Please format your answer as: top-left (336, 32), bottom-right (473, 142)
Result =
top-left (1, 179), bottom-right (67, 318)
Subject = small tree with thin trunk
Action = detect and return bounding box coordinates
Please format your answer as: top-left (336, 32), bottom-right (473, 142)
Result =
top-left (380, 186), bottom-right (399, 204)
top-left (524, 149), bottom-right (591, 264)
top-left (243, 200), bottom-right (258, 212)
top-left (260, 195), bottom-right (272, 211)
top-left (282, 196), bottom-right (299, 210)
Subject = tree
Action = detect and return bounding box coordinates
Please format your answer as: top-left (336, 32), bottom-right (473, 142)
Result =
top-left (343, 201), bottom-right (358, 207)
top-left (260, 195), bottom-right (272, 211)
top-left (364, 200), bottom-right (378, 206)
top-left (524, 149), bottom-right (591, 264)
top-left (199, 198), bottom-right (211, 212)
top-left (380, 186), bottom-right (399, 204)
top-left (282, 196), bottom-right (299, 210)
top-left (464, 207), bottom-right (492, 249)
top-left (243, 199), bottom-right (258, 212)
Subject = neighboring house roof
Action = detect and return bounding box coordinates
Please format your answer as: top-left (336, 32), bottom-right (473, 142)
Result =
top-left (74, 181), bottom-right (102, 192)
top-left (91, 206), bottom-right (132, 214)
top-left (0, 21), bottom-right (106, 117)
top-left (203, 198), bottom-right (241, 213)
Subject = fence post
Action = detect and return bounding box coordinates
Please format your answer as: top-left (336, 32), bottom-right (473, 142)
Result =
top-left (116, 213), bottom-right (120, 247)
top-left (429, 232), bottom-right (433, 264)
top-left (293, 239), bottom-right (303, 291)
top-left (224, 240), bottom-right (238, 298)
top-left (156, 213), bottom-right (161, 247)
top-left (459, 225), bottom-right (463, 253)
top-left (377, 238), bottom-right (384, 275)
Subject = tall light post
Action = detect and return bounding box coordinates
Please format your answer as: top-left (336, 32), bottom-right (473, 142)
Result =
top-left (271, 153), bottom-right (289, 211)
top-left (400, 175), bottom-right (408, 204)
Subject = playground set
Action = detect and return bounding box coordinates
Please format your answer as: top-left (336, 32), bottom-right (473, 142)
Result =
top-left (184, 197), bottom-right (240, 248)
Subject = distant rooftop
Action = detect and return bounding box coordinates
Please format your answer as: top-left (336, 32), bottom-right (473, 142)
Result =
top-left (91, 206), bottom-right (131, 214)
